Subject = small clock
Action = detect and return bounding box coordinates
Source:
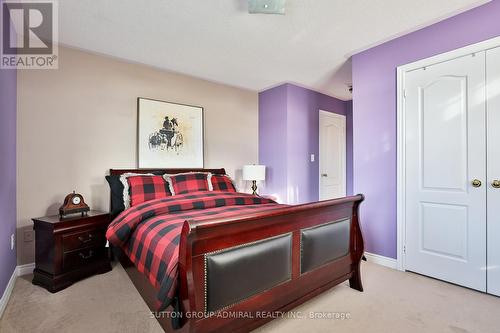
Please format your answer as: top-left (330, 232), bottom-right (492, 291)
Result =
top-left (59, 191), bottom-right (90, 217)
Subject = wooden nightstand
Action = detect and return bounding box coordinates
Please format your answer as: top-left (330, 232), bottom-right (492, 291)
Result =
top-left (32, 211), bottom-right (112, 292)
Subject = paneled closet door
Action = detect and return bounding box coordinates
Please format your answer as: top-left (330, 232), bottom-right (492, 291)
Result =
top-left (404, 53), bottom-right (487, 291)
top-left (487, 46), bottom-right (500, 297)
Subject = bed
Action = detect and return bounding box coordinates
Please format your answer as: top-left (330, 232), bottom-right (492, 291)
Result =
top-left (106, 168), bottom-right (364, 333)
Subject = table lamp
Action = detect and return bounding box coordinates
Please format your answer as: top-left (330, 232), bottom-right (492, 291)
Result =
top-left (243, 165), bottom-right (266, 195)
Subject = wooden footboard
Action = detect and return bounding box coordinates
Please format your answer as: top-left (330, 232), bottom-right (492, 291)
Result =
top-left (176, 194), bottom-right (365, 333)
top-left (109, 169), bottom-right (364, 333)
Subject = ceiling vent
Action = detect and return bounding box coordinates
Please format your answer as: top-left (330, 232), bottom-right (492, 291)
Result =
top-left (248, 0), bottom-right (286, 15)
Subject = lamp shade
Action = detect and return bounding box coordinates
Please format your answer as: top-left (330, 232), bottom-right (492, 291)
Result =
top-left (242, 165), bottom-right (266, 181)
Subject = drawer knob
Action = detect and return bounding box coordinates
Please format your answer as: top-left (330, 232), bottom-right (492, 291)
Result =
top-left (78, 250), bottom-right (94, 260)
top-left (78, 234), bottom-right (93, 243)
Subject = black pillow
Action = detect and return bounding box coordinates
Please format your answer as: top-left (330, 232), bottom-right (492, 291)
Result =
top-left (106, 175), bottom-right (125, 217)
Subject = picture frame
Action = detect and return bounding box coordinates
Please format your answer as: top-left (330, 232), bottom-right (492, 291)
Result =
top-left (137, 97), bottom-right (204, 168)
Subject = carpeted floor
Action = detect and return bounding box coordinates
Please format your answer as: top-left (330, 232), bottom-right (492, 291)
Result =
top-left (1, 261), bottom-right (499, 333)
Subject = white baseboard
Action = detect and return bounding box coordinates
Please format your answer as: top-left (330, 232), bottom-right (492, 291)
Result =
top-left (0, 267), bottom-right (17, 318)
top-left (0, 262), bottom-right (35, 319)
top-left (0, 267), bottom-right (17, 319)
top-left (17, 263), bottom-right (35, 276)
top-left (364, 252), bottom-right (398, 269)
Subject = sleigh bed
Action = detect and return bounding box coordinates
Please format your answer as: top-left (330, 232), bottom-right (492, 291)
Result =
top-left (107, 168), bottom-right (365, 333)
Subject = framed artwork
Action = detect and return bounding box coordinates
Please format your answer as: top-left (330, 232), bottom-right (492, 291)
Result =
top-left (137, 97), bottom-right (204, 168)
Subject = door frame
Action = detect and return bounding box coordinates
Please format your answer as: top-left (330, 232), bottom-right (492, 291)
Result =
top-left (319, 110), bottom-right (347, 200)
top-left (396, 35), bottom-right (500, 271)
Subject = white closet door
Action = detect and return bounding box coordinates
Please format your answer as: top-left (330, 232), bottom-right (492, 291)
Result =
top-left (487, 46), bottom-right (500, 296)
top-left (404, 53), bottom-right (487, 291)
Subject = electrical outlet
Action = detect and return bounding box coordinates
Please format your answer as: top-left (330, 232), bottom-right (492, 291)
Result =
top-left (24, 230), bottom-right (34, 242)
top-left (310, 154), bottom-right (315, 162)
top-left (10, 234), bottom-right (15, 250)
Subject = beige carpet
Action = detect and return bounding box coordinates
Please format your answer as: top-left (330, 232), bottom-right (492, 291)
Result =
top-left (1, 261), bottom-right (499, 333)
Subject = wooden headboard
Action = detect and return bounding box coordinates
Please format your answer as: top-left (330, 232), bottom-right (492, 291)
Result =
top-left (109, 168), bottom-right (226, 176)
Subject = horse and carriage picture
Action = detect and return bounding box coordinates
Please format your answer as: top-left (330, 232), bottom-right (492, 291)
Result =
top-left (137, 98), bottom-right (204, 168)
top-left (149, 116), bottom-right (184, 151)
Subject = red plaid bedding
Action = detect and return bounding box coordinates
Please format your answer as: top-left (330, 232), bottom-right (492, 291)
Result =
top-left (211, 174), bottom-right (237, 192)
top-left (127, 175), bottom-right (172, 207)
top-left (165, 172), bottom-right (210, 195)
top-left (106, 191), bottom-right (283, 312)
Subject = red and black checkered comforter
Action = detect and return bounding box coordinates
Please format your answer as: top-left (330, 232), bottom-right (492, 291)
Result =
top-left (106, 191), bottom-right (283, 312)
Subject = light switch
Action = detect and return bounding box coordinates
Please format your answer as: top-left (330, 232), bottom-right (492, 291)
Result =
top-left (310, 154), bottom-right (315, 162)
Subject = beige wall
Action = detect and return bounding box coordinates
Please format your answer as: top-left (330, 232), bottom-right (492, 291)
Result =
top-left (17, 46), bottom-right (258, 264)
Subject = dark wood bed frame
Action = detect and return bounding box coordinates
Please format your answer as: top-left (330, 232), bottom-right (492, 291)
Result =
top-left (109, 168), bottom-right (365, 333)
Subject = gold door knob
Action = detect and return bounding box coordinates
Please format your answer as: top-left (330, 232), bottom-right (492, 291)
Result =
top-left (492, 180), bottom-right (500, 189)
top-left (472, 179), bottom-right (482, 188)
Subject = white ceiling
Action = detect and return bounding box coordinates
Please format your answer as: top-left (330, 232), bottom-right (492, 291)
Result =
top-left (58, 0), bottom-right (488, 100)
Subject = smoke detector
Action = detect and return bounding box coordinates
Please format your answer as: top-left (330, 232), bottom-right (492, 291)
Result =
top-left (248, 0), bottom-right (286, 14)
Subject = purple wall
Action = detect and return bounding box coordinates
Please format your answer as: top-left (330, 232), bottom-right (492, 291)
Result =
top-left (0, 6), bottom-right (17, 297)
top-left (259, 84), bottom-right (288, 202)
top-left (259, 83), bottom-right (352, 204)
top-left (352, 0), bottom-right (500, 259)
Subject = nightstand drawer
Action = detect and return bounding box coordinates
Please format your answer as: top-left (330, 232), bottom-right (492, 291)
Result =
top-left (62, 229), bottom-right (105, 252)
top-left (63, 247), bottom-right (106, 272)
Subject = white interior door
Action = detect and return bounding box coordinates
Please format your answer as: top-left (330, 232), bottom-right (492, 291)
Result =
top-left (486, 46), bottom-right (500, 297)
top-left (319, 111), bottom-right (346, 200)
top-left (404, 53), bottom-right (487, 291)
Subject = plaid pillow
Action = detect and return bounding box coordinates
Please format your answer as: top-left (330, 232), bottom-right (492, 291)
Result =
top-left (211, 174), bottom-right (237, 192)
top-left (164, 172), bottom-right (210, 195)
top-left (119, 172), bottom-right (155, 209)
top-left (127, 175), bottom-right (172, 207)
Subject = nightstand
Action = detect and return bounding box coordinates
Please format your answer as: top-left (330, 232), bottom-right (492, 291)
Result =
top-left (32, 211), bottom-right (112, 292)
